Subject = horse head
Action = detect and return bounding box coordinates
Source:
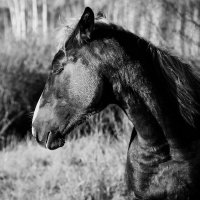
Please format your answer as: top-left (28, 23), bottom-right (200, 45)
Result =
top-left (32, 8), bottom-right (114, 150)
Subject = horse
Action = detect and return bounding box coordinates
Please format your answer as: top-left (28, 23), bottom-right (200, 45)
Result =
top-left (32, 7), bottom-right (200, 200)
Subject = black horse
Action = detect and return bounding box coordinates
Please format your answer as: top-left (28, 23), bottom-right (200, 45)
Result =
top-left (32, 7), bottom-right (200, 200)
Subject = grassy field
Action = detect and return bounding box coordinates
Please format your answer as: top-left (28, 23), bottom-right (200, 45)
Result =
top-left (0, 131), bottom-right (130, 200)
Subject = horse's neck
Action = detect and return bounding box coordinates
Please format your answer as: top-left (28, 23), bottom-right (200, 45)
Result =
top-left (124, 89), bottom-right (171, 159)
top-left (112, 62), bottom-right (199, 159)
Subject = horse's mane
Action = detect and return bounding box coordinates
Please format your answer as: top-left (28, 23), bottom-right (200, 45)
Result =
top-left (57, 17), bottom-right (200, 128)
top-left (94, 22), bottom-right (200, 128)
top-left (149, 45), bottom-right (200, 127)
top-left (55, 18), bottom-right (79, 50)
top-left (94, 22), bottom-right (200, 127)
top-left (55, 14), bottom-right (108, 50)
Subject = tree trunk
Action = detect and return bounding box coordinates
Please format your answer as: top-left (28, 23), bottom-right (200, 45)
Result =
top-left (13, 0), bottom-right (21, 39)
top-left (20, 0), bottom-right (26, 39)
top-left (42, 0), bottom-right (48, 38)
top-left (32, 0), bottom-right (38, 33)
top-left (3, 10), bottom-right (9, 39)
top-left (8, 0), bottom-right (20, 39)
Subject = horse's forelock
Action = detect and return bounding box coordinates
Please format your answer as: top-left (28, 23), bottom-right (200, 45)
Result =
top-left (55, 11), bottom-right (109, 52)
top-left (55, 18), bottom-right (79, 51)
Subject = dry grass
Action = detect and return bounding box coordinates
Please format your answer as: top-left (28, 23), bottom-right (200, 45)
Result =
top-left (0, 132), bottom-right (130, 200)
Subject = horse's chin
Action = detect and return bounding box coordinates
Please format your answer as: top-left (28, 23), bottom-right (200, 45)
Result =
top-left (46, 131), bottom-right (65, 150)
top-left (45, 119), bottom-right (84, 150)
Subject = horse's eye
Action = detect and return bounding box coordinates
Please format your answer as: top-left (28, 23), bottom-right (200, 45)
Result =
top-left (52, 64), bottom-right (64, 74)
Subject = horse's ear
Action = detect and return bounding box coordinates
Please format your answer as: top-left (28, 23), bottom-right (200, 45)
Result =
top-left (77, 7), bottom-right (94, 43)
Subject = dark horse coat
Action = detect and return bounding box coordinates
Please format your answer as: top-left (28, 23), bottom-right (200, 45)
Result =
top-left (32, 7), bottom-right (200, 200)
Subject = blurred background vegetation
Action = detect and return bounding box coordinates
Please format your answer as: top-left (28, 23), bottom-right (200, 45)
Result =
top-left (1, 0), bottom-right (200, 199)
top-left (1, 0), bottom-right (200, 144)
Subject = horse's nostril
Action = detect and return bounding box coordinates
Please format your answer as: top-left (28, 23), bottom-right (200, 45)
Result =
top-left (47, 131), bottom-right (51, 138)
top-left (32, 127), bottom-right (37, 137)
top-left (32, 125), bottom-right (45, 144)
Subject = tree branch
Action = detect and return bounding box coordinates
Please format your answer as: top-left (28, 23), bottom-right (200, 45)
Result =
top-left (0, 111), bottom-right (25, 137)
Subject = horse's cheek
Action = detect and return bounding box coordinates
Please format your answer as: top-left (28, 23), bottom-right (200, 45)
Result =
top-left (68, 70), bottom-right (97, 106)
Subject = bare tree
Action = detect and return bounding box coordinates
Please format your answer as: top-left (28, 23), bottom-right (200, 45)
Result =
top-left (2, 9), bottom-right (9, 38)
top-left (7, 0), bottom-right (20, 39)
top-left (13, 0), bottom-right (21, 39)
top-left (32, 0), bottom-right (38, 33)
top-left (20, 0), bottom-right (26, 39)
top-left (42, 0), bottom-right (47, 38)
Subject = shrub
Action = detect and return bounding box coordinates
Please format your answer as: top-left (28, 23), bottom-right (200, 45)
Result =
top-left (0, 37), bottom-right (51, 147)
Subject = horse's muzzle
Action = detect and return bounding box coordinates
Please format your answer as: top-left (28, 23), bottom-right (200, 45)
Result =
top-left (32, 126), bottom-right (65, 150)
top-left (45, 131), bottom-right (65, 150)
